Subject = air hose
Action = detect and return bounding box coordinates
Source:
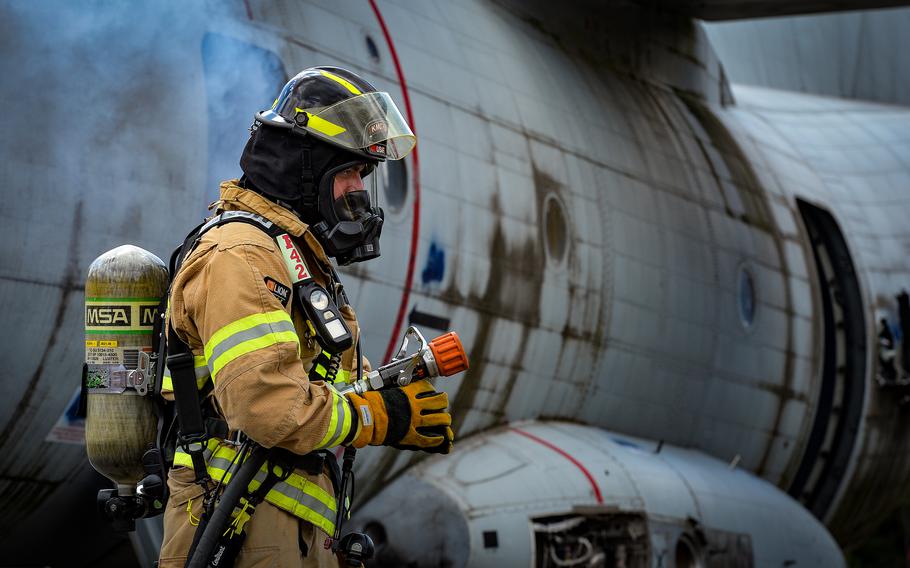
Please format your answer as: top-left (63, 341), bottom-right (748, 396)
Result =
top-left (185, 443), bottom-right (269, 568)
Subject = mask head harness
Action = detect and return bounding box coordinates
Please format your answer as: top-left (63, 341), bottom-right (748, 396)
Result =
top-left (240, 66), bottom-right (415, 265)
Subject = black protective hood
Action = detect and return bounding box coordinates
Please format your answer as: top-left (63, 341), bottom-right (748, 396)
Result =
top-left (238, 124), bottom-right (368, 224)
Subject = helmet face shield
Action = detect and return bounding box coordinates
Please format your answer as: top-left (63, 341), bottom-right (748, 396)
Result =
top-left (261, 91), bottom-right (416, 160)
top-left (248, 66), bottom-right (409, 264)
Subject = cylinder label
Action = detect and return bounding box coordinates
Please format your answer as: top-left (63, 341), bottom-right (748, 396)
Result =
top-left (85, 298), bottom-right (159, 334)
top-left (85, 345), bottom-right (145, 367)
top-left (85, 362), bottom-right (144, 394)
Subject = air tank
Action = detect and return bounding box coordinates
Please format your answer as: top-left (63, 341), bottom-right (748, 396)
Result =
top-left (84, 245), bottom-right (167, 496)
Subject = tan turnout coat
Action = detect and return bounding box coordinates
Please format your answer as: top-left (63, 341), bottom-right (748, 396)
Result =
top-left (159, 181), bottom-right (367, 567)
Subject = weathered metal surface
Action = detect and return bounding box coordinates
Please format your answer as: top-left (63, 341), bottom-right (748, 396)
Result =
top-left (0, 0), bottom-right (908, 564)
top-left (722, 84), bottom-right (910, 545)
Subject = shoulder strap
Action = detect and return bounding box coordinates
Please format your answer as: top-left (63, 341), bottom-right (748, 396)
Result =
top-left (166, 212), bottom-right (278, 464)
top-left (198, 210), bottom-right (275, 236)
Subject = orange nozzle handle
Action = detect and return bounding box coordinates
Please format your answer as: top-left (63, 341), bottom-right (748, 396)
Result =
top-left (429, 332), bottom-right (469, 377)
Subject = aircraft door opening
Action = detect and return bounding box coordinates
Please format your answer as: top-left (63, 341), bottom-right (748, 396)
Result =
top-left (789, 200), bottom-right (867, 520)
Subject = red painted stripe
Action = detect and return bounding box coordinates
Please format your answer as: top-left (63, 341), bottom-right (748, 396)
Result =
top-left (242, 0), bottom-right (253, 20)
top-left (368, 0), bottom-right (422, 365)
top-left (510, 427), bottom-right (604, 504)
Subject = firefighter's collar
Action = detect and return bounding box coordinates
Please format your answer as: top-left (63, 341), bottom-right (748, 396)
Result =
top-left (217, 180), bottom-right (333, 269)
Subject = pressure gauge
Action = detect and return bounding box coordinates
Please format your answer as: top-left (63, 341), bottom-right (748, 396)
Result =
top-left (310, 289), bottom-right (330, 310)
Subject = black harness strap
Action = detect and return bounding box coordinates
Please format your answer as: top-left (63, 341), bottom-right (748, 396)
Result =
top-left (168, 212), bottom-right (276, 484)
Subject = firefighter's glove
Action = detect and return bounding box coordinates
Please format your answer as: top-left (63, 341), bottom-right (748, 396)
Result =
top-left (348, 381), bottom-right (454, 454)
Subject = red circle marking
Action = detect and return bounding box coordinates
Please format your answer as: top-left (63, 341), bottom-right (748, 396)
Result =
top-left (510, 427), bottom-right (605, 504)
top-left (368, 0), bottom-right (421, 364)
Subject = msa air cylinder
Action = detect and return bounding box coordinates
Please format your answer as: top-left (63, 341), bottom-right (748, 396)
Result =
top-left (84, 245), bottom-right (167, 496)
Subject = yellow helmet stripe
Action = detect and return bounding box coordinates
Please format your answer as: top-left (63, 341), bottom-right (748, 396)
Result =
top-left (294, 108), bottom-right (347, 137)
top-left (318, 70), bottom-right (362, 95)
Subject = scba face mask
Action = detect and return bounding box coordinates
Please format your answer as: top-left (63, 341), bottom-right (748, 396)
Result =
top-left (313, 161), bottom-right (385, 265)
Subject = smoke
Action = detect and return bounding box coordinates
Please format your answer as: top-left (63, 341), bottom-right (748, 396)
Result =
top-left (1, 2), bottom-right (199, 192)
top-left (0, 0), bottom-right (289, 554)
top-left (0, 1), bottom-right (286, 254)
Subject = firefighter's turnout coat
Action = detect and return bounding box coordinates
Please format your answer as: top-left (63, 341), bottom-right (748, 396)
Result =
top-left (158, 181), bottom-right (366, 567)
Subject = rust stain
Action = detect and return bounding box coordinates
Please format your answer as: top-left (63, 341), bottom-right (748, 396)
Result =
top-left (677, 94), bottom-right (797, 477)
top-left (448, 190), bottom-right (545, 435)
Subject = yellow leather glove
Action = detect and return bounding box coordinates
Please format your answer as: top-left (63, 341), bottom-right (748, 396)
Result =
top-left (348, 381), bottom-right (454, 454)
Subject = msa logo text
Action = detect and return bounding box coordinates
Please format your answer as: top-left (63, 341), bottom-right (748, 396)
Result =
top-left (140, 305), bottom-right (158, 327)
top-left (86, 305), bottom-right (131, 326)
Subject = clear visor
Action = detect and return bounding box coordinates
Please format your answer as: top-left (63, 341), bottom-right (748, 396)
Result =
top-left (331, 163), bottom-right (380, 222)
top-left (295, 92), bottom-right (415, 160)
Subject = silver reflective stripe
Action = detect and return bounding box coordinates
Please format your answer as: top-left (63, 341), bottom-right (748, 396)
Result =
top-left (200, 210), bottom-right (274, 234)
top-left (211, 458), bottom-right (336, 519)
top-left (272, 478), bottom-right (336, 519)
top-left (176, 444), bottom-right (215, 462)
top-left (323, 389), bottom-right (349, 448)
top-left (207, 319), bottom-right (297, 371)
top-left (208, 456), bottom-right (237, 474)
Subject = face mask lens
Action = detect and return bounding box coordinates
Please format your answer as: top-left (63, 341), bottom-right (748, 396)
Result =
top-left (333, 190), bottom-right (371, 222)
top-left (331, 163), bottom-right (381, 222)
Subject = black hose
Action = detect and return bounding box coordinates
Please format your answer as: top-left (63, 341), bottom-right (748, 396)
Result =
top-left (186, 443), bottom-right (269, 568)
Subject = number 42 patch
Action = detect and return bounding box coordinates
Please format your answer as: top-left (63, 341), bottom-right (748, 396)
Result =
top-left (276, 233), bottom-right (312, 284)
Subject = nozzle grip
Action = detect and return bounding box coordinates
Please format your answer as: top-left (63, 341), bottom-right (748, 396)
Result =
top-left (429, 332), bottom-right (469, 377)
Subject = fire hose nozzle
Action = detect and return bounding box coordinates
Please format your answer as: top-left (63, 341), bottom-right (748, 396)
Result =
top-left (429, 332), bottom-right (469, 377)
top-left (337, 328), bottom-right (469, 397)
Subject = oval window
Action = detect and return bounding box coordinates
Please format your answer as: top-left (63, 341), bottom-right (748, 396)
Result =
top-left (738, 264), bottom-right (756, 328)
top-left (380, 159), bottom-right (408, 213)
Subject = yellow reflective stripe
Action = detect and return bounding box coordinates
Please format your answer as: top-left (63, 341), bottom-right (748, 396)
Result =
top-left (211, 331), bottom-right (299, 379)
top-left (175, 442), bottom-right (337, 535)
top-left (296, 110), bottom-right (346, 137)
top-left (318, 70), bottom-right (362, 95)
top-left (315, 385), bottom-right (352, 449)
top-left (161, 355), bottom-right (210, 393)
top-left (204, 310), bottom-right (299, 380)
top-left (205, 310), bottom-right (292, 360)
top-left (315, 389), bottom-right (339, 449)
top-left (335, 368), bottom-right (351, 384)
top-left (172, 438), bottom-right (221, 468)
top-left (337, 389), bottom-right (352, 445)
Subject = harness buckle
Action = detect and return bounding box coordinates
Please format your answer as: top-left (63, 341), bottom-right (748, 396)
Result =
top-left (166, 351), bottom-right (194, 373)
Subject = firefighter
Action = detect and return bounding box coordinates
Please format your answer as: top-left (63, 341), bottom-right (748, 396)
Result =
top-left (158, 67), bottom-right (453, 567)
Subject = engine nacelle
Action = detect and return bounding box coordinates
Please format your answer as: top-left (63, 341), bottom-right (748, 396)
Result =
top-left (353, 421), bottom-right (844, 567)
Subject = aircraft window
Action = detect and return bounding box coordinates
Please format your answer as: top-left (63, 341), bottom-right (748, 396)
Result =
top-left (381, 159), bottom-right (408, 213)
top-left (544, 194), bottom-right (568, 264)
top-left (201, 33), bottom-right (287, 209)
top-left (738, 264), bottom-right (756, 328)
